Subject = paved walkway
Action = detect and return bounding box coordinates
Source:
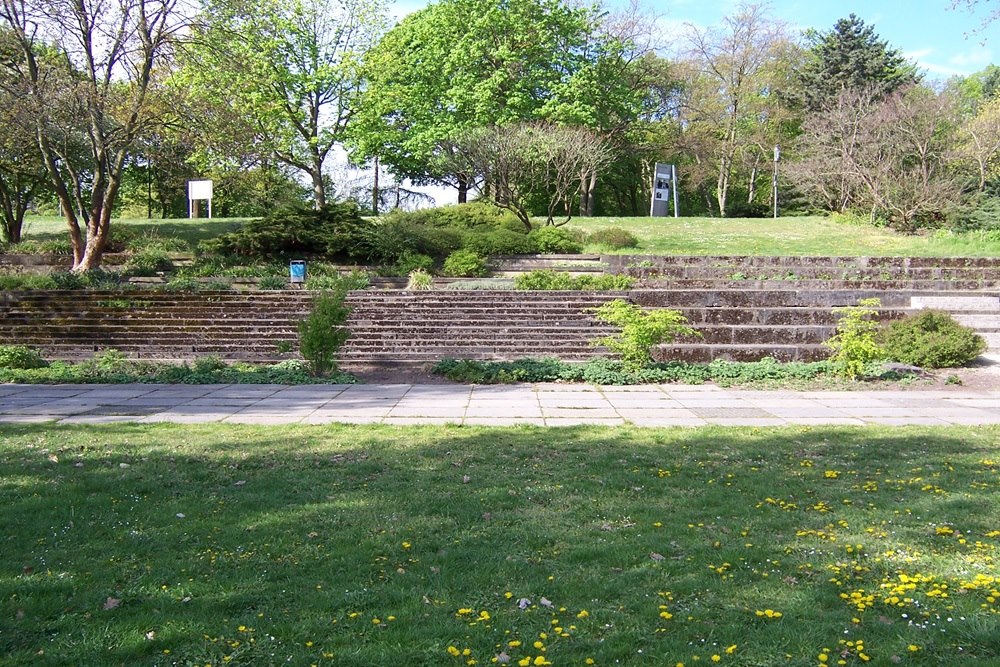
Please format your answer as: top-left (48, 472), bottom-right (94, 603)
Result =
top-left (1, 382), bottom-right (998, 427)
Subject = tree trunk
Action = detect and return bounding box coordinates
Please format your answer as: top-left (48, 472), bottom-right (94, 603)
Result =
top-left (579, 170), bottom-right (597, 217)
top-left (716, 166), bottom-right (729, 218)
top-left (457, 173), bottom-right (469, 204)
top-left (747, 166), bottom-right (757, 204)
top-left (372, 156), bottom-right (380, 215)
top-left (311, 161), bottom-right (326, 209)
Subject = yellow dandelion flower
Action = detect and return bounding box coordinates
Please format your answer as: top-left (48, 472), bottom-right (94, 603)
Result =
top-left (518, 659), bottom-right (531, 667)
top-left (908, 645), bottom-right (920, 652)
top-left (448, 646), bottom-right (461, 656)
top-left (711, 655), bottom-right (721, 663)
top-left (577, 610), bottom-right (589, 618)
top-left (508, 641), bottom-right (522, 648)
top-left (725, 645), bottom-right (737, 654)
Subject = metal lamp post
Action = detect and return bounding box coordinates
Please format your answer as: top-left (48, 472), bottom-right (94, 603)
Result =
top-left (772, 145), bottom-right (780, 219)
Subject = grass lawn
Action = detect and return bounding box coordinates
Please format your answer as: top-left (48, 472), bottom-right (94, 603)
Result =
top-left (14, 213), bottom-right (1000, 258)
top-left (2, 423), bottom-right (998, 666)
top-left (568, 216), bottom-right (1000, 257)
top-left (16, 216), bottom-right (247, 250)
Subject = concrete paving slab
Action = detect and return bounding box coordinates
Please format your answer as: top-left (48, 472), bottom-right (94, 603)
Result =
top-left (628, 418), bottom-right (708, 427)
top-left (614, 408), bottom-right (701, 421)
top-left (463, 417), bottom-right (547, 426)
top-left (0, 414), bottom-right (56, 423)
top-left (2, 382), bottom-right (998, 427)
top-left (689, 407), bottom-right (775, 419)
top-left (703, 418), bottom-right (788, 426)
top-left (863, 417), bottom-right (951, 425)
top-left (782, 417), bottom-right (866, 425)
top-left (301, 415), bottom-right (385, 424)
top-left (223, 415), bottom-right (306, 424)
top-left (543, 417), bottom-right (626, 427)
top-left (543, 407), bottom-right (622, 419)
top-left (59, 415), bottom-right (144, 425)
top-left (388, 406), bottom-right (469, 418)
top-left (383, 417), bottom-right (465, 425)
top-left (465, 406), bottom-right (543, 418)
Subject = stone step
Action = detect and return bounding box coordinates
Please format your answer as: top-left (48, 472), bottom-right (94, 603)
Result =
top-left (910, 295), bottom-right (1000, 310)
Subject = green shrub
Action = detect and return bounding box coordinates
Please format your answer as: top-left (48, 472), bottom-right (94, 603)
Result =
top-left (431, 356), bottom-right (833, 386)
top-left (528, 226), bottom-right (583, 253)
top-left (0, 345), bottom-right (49, 369)
top-left (200, 202), bottom-right (367, 260)
top-left (192, 355), bottom-right (228, 374)
top-left (879, 310), bottom-right (986, 368)
top-left (305, 271), bottom-right (370, 291)
top-left (513, 270), bottom-right (634, 290)
top-left (125, 247), bottom-right (174, 276)
top-left (49, 271), bottom-right (85, 289)
top-left (257, 275), bottom-right (287, 290)
top-left (298, 289), bottom-right (351, 376)
top-left (382, 202), bottom-right (519, 230)
top-left (394, 251), bottom-right (435, 276)
top-left (588, 227), bottom-right (639, 249)
top-left (442, 279), bottom-right (515, 290)
top-left (0, 274), bottom-right (58, 290)
top-left (406, 268), bottom-right (434, 290)
top-left (163, 277), bottom-right (200, 292)
top-left (592, 299), bottom-right (700, 369)
top-left (824, 298), bottom-right (886, 379)
top-left (464, 228), bottom-right (537, 256)
top-left (441, 249), bottom-right (489, 277)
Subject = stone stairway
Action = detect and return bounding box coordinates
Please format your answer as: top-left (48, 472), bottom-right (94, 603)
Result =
top-left (3, 252), bottom-right (998, 364)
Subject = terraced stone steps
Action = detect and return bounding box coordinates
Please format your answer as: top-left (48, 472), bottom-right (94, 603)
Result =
top-left (3, 282), bottom-right (997, 364)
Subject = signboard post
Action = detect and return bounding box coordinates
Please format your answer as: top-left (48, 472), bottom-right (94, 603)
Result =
top-left (650, 163), bottom-right (678, 218)
top-left (187, 180), bottom-right (214, 219)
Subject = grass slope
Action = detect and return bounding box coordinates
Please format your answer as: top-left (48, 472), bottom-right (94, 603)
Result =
top-left (1, 423), bottom-right (998, 666)
top-left (13, 214), bottom-right (1000, 257)
top-left (568, 216), bottom-right (1000, 257)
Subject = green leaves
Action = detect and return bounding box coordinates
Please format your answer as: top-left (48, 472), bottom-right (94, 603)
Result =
top-left (823, 297), bottom-right (885, 380)
top-left (592, 300), bottom-right (700, 369)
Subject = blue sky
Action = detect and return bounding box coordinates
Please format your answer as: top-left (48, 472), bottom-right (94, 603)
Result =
top-left (391, 0), bottom-right (997, 80)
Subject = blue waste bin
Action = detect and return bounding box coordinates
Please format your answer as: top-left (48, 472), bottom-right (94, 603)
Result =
top-left (290, 260), bottom-right (306, 284)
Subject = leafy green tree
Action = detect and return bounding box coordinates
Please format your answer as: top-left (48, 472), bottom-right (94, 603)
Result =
top-left (180, 0), bottom-right (388, 208)
top-left (795, 13), bottom-right (918, 111)
top-left (347, 0), bottom-right (596, 203)
top-left (0, 28), bottom-right (48, 244)
top-left (0, 0), bottom-right (184, 270)
top-left (676, 2), bottom-right (795, 217)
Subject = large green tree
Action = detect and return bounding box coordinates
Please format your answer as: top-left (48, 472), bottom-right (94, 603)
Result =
top-left (180, 0), bottom-right (387, 209)
top-left (0, 0), bottom-right (184, 270)
top-left (0, 27), bottom-right (48, 244)
top-left (346, 0), bottom-right (597, 204)
top-left (676, 2), bottom-right (796, 217)
top-left (795, 13), bottom-right (918, 111)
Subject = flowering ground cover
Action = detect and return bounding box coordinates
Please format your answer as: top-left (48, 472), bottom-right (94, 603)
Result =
top-left (1, 423), bottom-right (998, 666)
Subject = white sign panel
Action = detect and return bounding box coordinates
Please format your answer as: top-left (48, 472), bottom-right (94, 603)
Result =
top-left (187, 180), bottom-right (214, 218)
top-left (188, 180), bottom-right (213, 200)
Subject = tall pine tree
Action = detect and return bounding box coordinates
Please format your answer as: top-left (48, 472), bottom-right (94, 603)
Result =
top-left (796, 14), bottom-right (918, 110)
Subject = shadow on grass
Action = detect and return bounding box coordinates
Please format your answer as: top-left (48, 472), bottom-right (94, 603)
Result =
top-left (1, 423), bottom-right (998, 665)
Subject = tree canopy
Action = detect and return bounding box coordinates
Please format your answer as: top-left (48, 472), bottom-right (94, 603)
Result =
top-left (795, 13), bottom-right (919, 110)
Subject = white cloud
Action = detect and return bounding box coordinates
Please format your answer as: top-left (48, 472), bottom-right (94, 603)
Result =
top-left (950, 47), bottom-right (993, 68)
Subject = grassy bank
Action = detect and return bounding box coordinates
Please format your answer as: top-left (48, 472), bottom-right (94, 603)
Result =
top-left (568, 216), bottom-right (1000, 257)
top-left (2, 423), bottom-right (998, 665)
top-left (11, 214), bottom-right (1000, 258)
